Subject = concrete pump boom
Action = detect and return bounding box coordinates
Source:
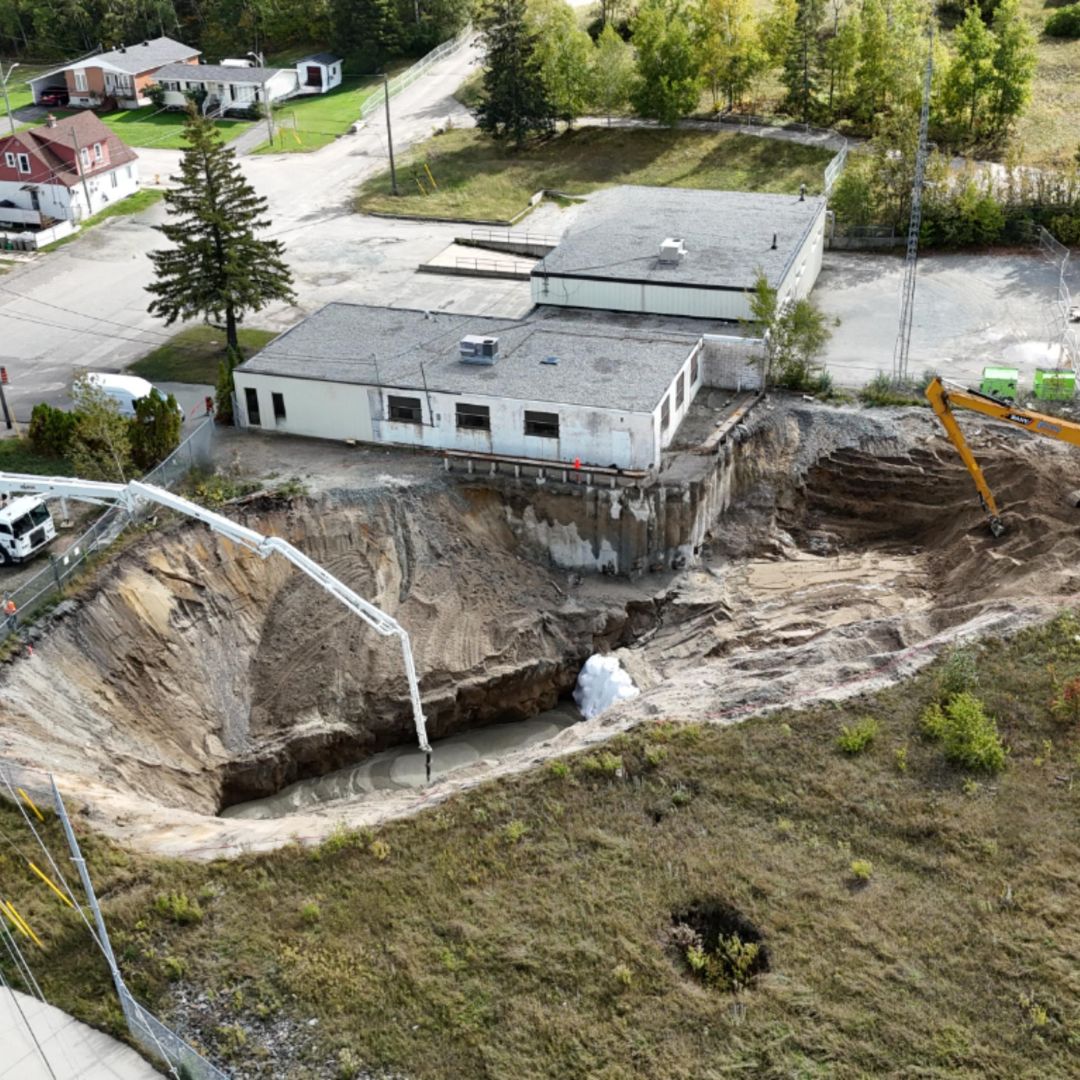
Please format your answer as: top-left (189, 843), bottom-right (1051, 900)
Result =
top-left (925, 376), bottom-right (1080, 539)
top-left (0, 471), bottom-right (431, 755)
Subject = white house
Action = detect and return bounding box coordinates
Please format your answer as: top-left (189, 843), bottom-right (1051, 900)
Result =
top-left (153, 62), bottom-right (300, 115)
top-left (532, 186), bottom-right (827, 322)
top-left (233, 305), bottom-right (711, 472)
top-left (0, 112), bottom-right (139, 227)
top-left (295, 53), bottom-right (343, 94)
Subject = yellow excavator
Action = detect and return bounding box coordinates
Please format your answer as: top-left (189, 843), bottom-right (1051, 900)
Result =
top-left (925, 375), bottom-right (1080, 538)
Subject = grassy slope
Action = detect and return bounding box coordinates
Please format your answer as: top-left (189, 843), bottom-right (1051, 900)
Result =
top-left (252, 80), bottom-right (383, 154)
top-left (356, 128), bottom-right (834, 220)
top-left (5, 616), bottom-right (1080, 1077)
top-left (128, 326), bottom-right (279, 385)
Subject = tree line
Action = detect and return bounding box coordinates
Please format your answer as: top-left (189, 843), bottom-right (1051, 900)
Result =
top-left (477, 0), bottom-right (1038, 151)
top-left (0, 0), bottom-right (472, 71)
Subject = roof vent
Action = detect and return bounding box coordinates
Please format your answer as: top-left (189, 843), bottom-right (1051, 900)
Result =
top-left (541, 355), bottom-right (559, 366)
top-left (460, 335), bottom-right (499, 365)
top-left (658, 237), bottom-right (686, 265)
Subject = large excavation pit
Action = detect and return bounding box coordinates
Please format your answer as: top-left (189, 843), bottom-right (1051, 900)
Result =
top-left (2, 400), bottom-right (1077, 855)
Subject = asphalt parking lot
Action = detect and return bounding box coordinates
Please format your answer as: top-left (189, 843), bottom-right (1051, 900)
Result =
top-left (816, 250), bottom-right (1072, 388)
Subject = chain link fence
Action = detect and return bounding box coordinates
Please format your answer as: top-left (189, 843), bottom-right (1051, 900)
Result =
top-left (359, 24), bottom-right (473, 119)
top-left (1037, 225), bottom-right (1079, 372)
top-left (0, 758), bottom-right (231, 1079)
top-left (2, 417), bottom-right (215, 642)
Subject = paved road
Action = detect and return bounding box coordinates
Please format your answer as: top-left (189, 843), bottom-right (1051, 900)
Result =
top-left (0, 989), bottom-right (160, 1079)
top-left (0, 34), bottom-right (532, 421)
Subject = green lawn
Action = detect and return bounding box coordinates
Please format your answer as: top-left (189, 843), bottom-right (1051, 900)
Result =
top-left (0, 435), bottom-right (72, 475)
top-left (5, 615), bottom-right (1080, 1077)
top-left (128, 325), bottom-right (279, 385)
top-left (1, 63), bottom-right (54, 113)
top-left (93, 107), bottom-right (252, 149)
top-left (252, 66), bottom-right (410, 154)
top-left (356, 127), bottom-right (835, 221)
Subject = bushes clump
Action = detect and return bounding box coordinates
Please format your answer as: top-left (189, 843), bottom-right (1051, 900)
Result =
top-left (921, 692), bottom-right (1007, 773)
top-left (1045, 4), bottom-right (1080, 39)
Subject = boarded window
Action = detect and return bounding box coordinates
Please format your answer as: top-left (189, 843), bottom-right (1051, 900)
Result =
top-left (675, 372), bottom-right (685, 409)
top-left (690, 350), bottom-right (699, 385)
top-left (456, 402), bottom-right (490, 431)
top-left (524, 410), bottom-right (559, 438)
top-left (661, 395), bottom-right (670, 430)
top-left (272, 392), bottom-right (286, 421)
top-left (388, 395), bottom-right (423, 423)
top-left (244, 387), bottom-right (261, 426)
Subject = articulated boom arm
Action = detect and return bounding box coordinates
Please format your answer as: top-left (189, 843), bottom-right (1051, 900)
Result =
top-left (0, 471), bottom-right (431, 754)
top-left (925, 376), bottom-right (1080, 537)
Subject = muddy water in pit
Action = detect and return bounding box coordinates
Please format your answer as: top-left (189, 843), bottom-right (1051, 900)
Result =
top-left (222, 703), bottom-right (583, 819)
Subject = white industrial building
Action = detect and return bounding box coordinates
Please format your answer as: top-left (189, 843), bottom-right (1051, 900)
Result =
top-left (234, 305), bottom-right (710, 471)
top-left (531, 186), bottom-right (827, 322)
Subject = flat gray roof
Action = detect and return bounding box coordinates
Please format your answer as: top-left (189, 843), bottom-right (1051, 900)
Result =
top-left (238, 304), bottom-right (705, 413)
top-left (156, 61), bottom-right (288, 84)
top-left (534, 185), bottom-right (826, 290)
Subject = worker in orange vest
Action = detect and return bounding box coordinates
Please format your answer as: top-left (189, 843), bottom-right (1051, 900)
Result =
top-left (3, 596), bottom-right (16, 633)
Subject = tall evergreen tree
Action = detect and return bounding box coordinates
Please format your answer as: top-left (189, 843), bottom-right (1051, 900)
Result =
top-left (146, 110), bottom-right (295, 354)
top-left (779, 0), bottom-right (826, 123)
top-left (475, 0), bottom-right (555, 146)
top-left (331, 0), bottom-right (402, 72)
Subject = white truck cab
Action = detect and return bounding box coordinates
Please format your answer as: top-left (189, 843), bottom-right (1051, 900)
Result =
top-left (0, 496), bottom-right (56, 566)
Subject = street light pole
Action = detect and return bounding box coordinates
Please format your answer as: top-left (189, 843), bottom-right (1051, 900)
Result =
top-left (1, 62), bottom-right (21, 137)
top-left (382, 73), bottom-right (398, 197)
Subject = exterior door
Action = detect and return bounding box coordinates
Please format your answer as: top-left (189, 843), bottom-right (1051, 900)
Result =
top-left (28, 188), bottom-right (39, 211)
top-left (306, 66), bottom-right (322, 88)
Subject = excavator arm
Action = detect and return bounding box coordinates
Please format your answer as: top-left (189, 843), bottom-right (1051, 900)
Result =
top-left (925, 376), bottom-right (1080, 537)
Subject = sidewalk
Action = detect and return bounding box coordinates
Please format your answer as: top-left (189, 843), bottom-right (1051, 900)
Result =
top-left (0, 989), bottom-right (161, 1079)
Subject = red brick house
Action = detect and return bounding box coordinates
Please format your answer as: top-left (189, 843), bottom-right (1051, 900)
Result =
top-left (0, 112), bottom-right (140, 227)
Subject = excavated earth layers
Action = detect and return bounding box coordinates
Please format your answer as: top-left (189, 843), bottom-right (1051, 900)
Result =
top-left (2, 400), bottom-right (1079, 850)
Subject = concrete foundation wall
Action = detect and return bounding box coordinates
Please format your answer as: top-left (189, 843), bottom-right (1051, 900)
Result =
top-left (702, 335), bottom-right (766, 391)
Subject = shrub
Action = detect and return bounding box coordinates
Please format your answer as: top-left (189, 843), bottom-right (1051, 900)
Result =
top-left (129, 388), bottom-right (181, 471)
top-left (369, 839), bottom-right (391, 861)
top-left (837, 717), bottom-right (879, 755)
top-left (850, 859), bottom-right (874, 882)
top-left (1051, 675), bottom-right (1080, 726)
top-left (580, 752), bottom-right (623, 778)
top-left (937, 647), bottom-right (979, 699)
top-left (858, 373), bottom-right (924, 407)
top-left (921, 692), bottom-right (1006, 773)
top-left (676, 925), bottom-right (761, 993)
top-left (1045, 3), bottom-right (1080, 38)
top-left (27, 402), bottom-right (77, 458)
top-left (300, 901), bottom-right (321, 924)
top-left (153, 891), bottom-right (204, 925)
top-left (894, 745), bottom-right (909, 773)
top-left (547, 760), bottom-right (570, 779)
top-left (503, 819), bottom-right (528, 844)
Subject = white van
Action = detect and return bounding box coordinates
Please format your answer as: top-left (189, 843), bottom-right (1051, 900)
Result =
top-left (0, 496), bottom-right (56, 566)
top-left (86, 373), bottom-right (185, 422)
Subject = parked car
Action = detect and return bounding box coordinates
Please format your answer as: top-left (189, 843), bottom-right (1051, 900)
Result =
top-left (38, 87), bottom-right (69, 107)
top-left (86, 373), bottom-right (185, 421)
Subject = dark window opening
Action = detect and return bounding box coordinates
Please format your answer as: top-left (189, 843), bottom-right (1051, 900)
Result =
top-left (456, 402), bottom-right (490, 431)
top-left (524, 410), bottom-right (559, 438)
top-left (675, 372), bottom-right (685, 409)
top-left (272, 392), bottom-right (286, 422)
top-left (388, 395), bottom-right (423, 424)
top-left (690, 351), bottom-right (699, 385)
top-left (661, 395), bottom-right (670, 431)
top-left (244, 387), bottom-right (261, 426)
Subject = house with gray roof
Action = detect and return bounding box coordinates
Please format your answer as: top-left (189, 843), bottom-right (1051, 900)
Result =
top-left (154, 62), bottom-right (301, 116)
top-left (29, 37), bottom-right (202, 109)
top-left (233, 304), bottom-right (715, 472)
top-left (532, 185), bottom-right (827, 322)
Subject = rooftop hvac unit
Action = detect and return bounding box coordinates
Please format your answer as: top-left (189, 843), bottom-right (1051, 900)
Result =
top-left (459, 335), bottom-right (499, 365)
top-left (658, 237), bottom-right (686, 265)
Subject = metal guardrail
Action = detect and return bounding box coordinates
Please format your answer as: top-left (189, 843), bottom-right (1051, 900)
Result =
top-left (2, 417), bottom-right (215, 639)
top-left (359, 24), bottom-right (473, 119)
top-left (453, 255), bottom-right (534, 274)
top-left (468, 228), bottom-right (557, 247)
top-left (823, 141), bottom-right (849, 194)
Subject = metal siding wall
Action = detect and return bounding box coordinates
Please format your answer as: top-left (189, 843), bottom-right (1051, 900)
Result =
top-left (533, 276), bottom-right (752, 321)
top-left (778, 205), bottom-right (826, 305)
top-left (233, 373), bottom-right (373, 441)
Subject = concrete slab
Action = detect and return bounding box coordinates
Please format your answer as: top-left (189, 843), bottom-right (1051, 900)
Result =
top-left (0, 989), bottom-right (161, 1078)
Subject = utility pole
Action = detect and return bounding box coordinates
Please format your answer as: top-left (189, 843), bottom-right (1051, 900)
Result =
top-left (70, 126), bottom-right (94, 221)
top-left (1, 62), bottom-right (20, 136)
top-left (260, 74), bottom-right (274, 146)
top-left (383, 73), bottom-right (398, 196)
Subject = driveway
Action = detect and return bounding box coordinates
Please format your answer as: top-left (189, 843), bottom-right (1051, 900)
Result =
top-left (0, 35), bottom-right (535, 421)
